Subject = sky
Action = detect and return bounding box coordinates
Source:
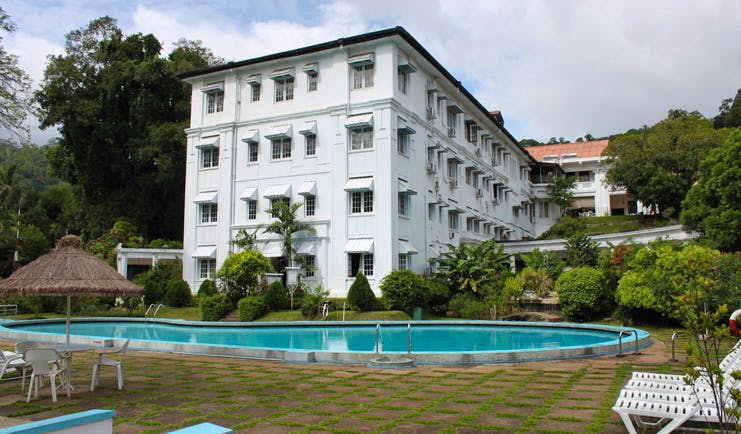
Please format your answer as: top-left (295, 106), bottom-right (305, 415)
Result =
top-left (3, 0), bottom-right (740, 145)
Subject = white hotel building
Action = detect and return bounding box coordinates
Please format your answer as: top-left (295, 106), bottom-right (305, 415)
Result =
top-left (180, 27), bottom-right (558, 296)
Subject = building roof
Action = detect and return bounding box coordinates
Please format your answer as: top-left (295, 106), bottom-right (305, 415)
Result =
top-left (525, 140), bottom-right (610, 161)
top-left (179, 26), bottom-right (535, 164)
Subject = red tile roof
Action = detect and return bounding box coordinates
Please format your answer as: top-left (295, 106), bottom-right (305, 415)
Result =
top-left (525, 139), bottom-right (609, 161)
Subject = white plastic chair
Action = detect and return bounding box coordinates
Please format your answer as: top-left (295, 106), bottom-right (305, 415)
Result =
top-left (24, 348), bottom-right (69, 403)
top-left (0, 348), bottom-right (29, 391)
top-left (91, 339), bottom-right (130, 391)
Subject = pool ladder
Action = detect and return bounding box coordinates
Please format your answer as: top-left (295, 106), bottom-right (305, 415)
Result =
top-left (144, 304), bottom-right (163, 322)
top-left (616, 328), bottom-right (641, 357)
top-left (375, 323), bottom-right (413, 354)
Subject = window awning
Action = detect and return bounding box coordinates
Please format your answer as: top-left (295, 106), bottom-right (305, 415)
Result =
top-left (239, 187), bottom-right (258, 201)
top-left (399, 240), bottom-right (418, 255)
top-left (426, 139), bottom-right (440, 149)
top-left (263, 184), bottom-right (291, 199)
top-left (447, 102), bottom-right (464, 114)
top-left (447, 155), bottom-right (464, 164)
top-left (245, 74), bottom-right (261, 85)
top-left (437, 92), bottom-right (448, 101)
top-left (398, 59), bottom-right (417, 73)
top-left (398, 180), bottom-right (417, 195)
top-left (298, 121), bottom-right (317, 136)
top-left (296, 240), bottom-right (318, 255)
top-left (193, 191), bottom-right (218, 204)
top-left (426, 81), bottom-right (439, 93)
top-left (344, 113), bottom-right (373, 128)
top-left (397, 118), bottom-right (416, 135)
top-left (572, 196), bottom-right (596, 209)
top-left (200, 83), bottom-right (223, 93)
top-left (347, 52), bottom-right (374, 65)
top-left (297, 181), bottom-right (317, 196)
top-left (449, 206), bottom-right (465, 214)
top-left (241, 129), bottom-right (259, 144)
top-left (195, 136), bottom-right (219, 149)
top-left (192, 246), bottom-right (216, 259)
top-left (265, 124), bottom-right (292, 139)
top-left (344, 177), bottom-right (374, 191)
top-left (303, 63), bottom-right (319, 73)
top-left (268, 67), bottom-right (295, 80)
top-left (344, 238), bottom-right (374, 253)
top-left (438, 201), bottom-right (450, 208)
top-left (259, 241), bottom-right (284, 258)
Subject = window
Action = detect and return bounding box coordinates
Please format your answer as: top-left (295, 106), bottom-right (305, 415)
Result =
top-left (578, 170), bottom-right (593, 182)
top-left (304, 195), bottom-right (316, 216)
top-left (447, 109), bottom-right (458, 136)
top-left (448, 211), bottom-right (459, 230)
top-left (199, 259), bottom-right (216, 279)
top-left (398, 254), bottom-right (410, 271)
top-left (350, 191), bottom-right (373, 214)
top-left (271, 138), bottom-right (291, 159)
top-left (397, 130), bottom-right (409, 155)
top-left (206, 89), bottom-right (224, 114)
top-left (307, 71), bottom-right (318, 92)
top-left (248, 142), bottom-right (258, 163)
top-left (199, 203), bottom-right (218, 224)
top-left (465, 167), bottom-right (473, 185)
top-left (274, 77), bottom-right (294, 102)
top-left (251, 83), bottom-right (261, 102)
top-left (539, 201), bottom-right (550, 218)
top-left (348, 253), bottom-right (373, 277)
top-left (465, 121), bottom-right (478, 143)
top-left (350, 127), bottom-right (373, 150)
top-left (398, 193), bottom-right (408, 217)
top-left (447, 160), bottom-right (459, 181)
top-left (428, 203), bottom-right (435, 221)
top-left (352, 63), bottom-right (374, 89)
top-left (269, 197), bottom-right (290, 213)
top-left (304, 255), bottom-right (316, 277)
top-left (200, 147), bottom-right (219, 168)
top-left (398, 68), bottom-right (409, 94)
top-left (247, 200), bottom-right (257, 220)
top-left (305, 134), bottom-right (316, 156)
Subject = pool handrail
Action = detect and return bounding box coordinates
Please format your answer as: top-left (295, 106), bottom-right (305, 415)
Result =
top-left (617, 329), bottom-right (640, 357)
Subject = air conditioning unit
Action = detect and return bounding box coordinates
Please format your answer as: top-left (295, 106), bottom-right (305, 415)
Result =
top-left (449, 178), bottom-right (458, 188)
top-left (426, 107), bottom-right (436, 121)
top-left (476, 189), bottom-right (483, 198)
top-left (475, 148), bottom-right (482, 157)
top-left (447, 127), bottom-right (456, 138)
top-left (426, 162), bottom-right (437, 173)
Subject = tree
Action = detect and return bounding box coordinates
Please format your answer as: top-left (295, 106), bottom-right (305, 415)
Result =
top-left (263, 201), bottom-right (316, 271)
top-left (431, 238), bottom-right (512, 295)
top-left (216, 250), bottom-right (273, 306)
top-left (546, 174), bottom-right (576, 217)
top-left (519, 138), bottom-right (542, 147)
top-left (35, 17), bottom-right (220, 240)
top-left (564, 232), bottom-right (600, 268)
top-left (0, 8), bottom-right (31, 142)
top-left (680, 130), bottom-right (741, 250)
top-left (604, 110), bottom-right (728, 214)
top-left (347, 271), bottom-right (376, 311)
top-left (713, 88), bottom-right (741, 129)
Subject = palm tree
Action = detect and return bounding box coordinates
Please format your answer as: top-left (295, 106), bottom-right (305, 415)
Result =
top-left (431, 239), bottom-right (512, 294)
top-left (263, 201), bottom-right (316, 271)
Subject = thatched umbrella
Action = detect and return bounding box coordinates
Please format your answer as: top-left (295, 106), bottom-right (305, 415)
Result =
top-left (0, 235), bottom-right (143, 345)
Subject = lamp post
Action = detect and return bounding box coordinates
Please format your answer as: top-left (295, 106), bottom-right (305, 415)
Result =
top-left (285, 266), bottom-right (300, 310)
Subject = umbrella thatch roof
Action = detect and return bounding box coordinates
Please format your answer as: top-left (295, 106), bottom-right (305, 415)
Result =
top-left (0, 235), bottom-right (143, 297)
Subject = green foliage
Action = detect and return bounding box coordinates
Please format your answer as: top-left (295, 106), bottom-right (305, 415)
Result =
top-left (347, 271), bottom-right (376, 311)
top-left (134, 261), bottom-right (182, 306)
top-left (197, 279), bottom-right (218, 297)
top-left (521, 248), bottom-right (564, 281)
top-left (502, 276), bottom-right (524, 315)
top-left (604, 110), bottom-right (729, 214)
top-left (0, 8), bottom-right (32, 142)
top-left (448, 293), bottom-right (492, 319)
top-left (299, 284), bottom-right (329, 318)
top-left (431, 238), bottom-right (512, 295)
top-left (199, 294), bottom-right (229, 321)
top-left (708, 252), bottom-right (741, 311)
top-left (565, 232), bottom-right (600, 267)
top-left (35, 17), bottom-right (219, 240)
top-left (237, 296), bottom-right (268, 321)
top-left (86, 219), bottom-right (143, 266)
top-left (615, 243), bottom-right (719, 322)
top-left (263, 201), bottom-right (316, 272)
top-left (520, 267), bottom-right (553, 297)
top-left (263, 281), bottom-right (290, 311)
top-left (555, 267), bottom-right (608, 322)
top-left (164, 279), bottom-right (192, 307)
top-left (713, 88), bottom-right (741, 129)
top-left (680, 130), bottom-right (741, 251)
top-left (216, 249), bottom-right (273, 307)
top-left (537, 217), bottom-right (587, 240)
top-left (546, 175), bottom-right (576, 216)
top-left (380, 270), bottom-right (426, 312)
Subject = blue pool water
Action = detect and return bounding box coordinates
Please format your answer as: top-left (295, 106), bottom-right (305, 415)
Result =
top-left (1, 319), bottom-right (648, 355)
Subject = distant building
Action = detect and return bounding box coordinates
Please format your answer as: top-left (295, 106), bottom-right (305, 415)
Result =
top-left (179, 27), bottom-right (558, 296)
top-left (526, 140), bottom-right (639, 217)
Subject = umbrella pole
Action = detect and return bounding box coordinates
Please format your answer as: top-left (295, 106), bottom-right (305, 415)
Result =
top-left (66, 295), bottom-right (71, 346)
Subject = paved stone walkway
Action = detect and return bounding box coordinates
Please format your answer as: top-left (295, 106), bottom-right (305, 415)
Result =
top-left (0, 337), bottom-right (681, 433)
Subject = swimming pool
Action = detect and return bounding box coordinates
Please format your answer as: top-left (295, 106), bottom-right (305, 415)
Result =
top-left (0, 318), bottom-right (650, 364)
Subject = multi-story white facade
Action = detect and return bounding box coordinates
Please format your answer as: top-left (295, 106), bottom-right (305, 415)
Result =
top-left (180, 27), bottom-right (555, 296)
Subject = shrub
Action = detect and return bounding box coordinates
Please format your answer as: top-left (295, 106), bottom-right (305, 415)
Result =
top-left (165, 279), bottom-right (192, 307)
top-left (300, 284), bottom-right (329, 317)
top-left (347, 272), bottom-right (376, 311)
top-left (238, 296), bottom-right (268, 321)
top-left (565, 232), bottom-right (600, 267)
top-left (197, 279), bottom-right (218, 297)
top-left (200, 295), bottom-right (229, 321)
top-left (555, 267), bottom-right (608, 322)
top-left (264, 281), bottom-right (290, 311)
top-left (521, 248), bottom-right (565, 281)
top-left (380, 270), bottom-right (426, 312)
top-left (135, 262), bottom-right (182, 306)
top-left (448, 292), bottom-right (491, 319)
top-left (216, 250), bottom-right (273, 307)
top-left (520, 267), bottom-right (553, 297)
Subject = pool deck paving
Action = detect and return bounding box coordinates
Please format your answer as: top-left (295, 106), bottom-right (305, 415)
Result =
top-left (0, 337), bottom-right (685, 433)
